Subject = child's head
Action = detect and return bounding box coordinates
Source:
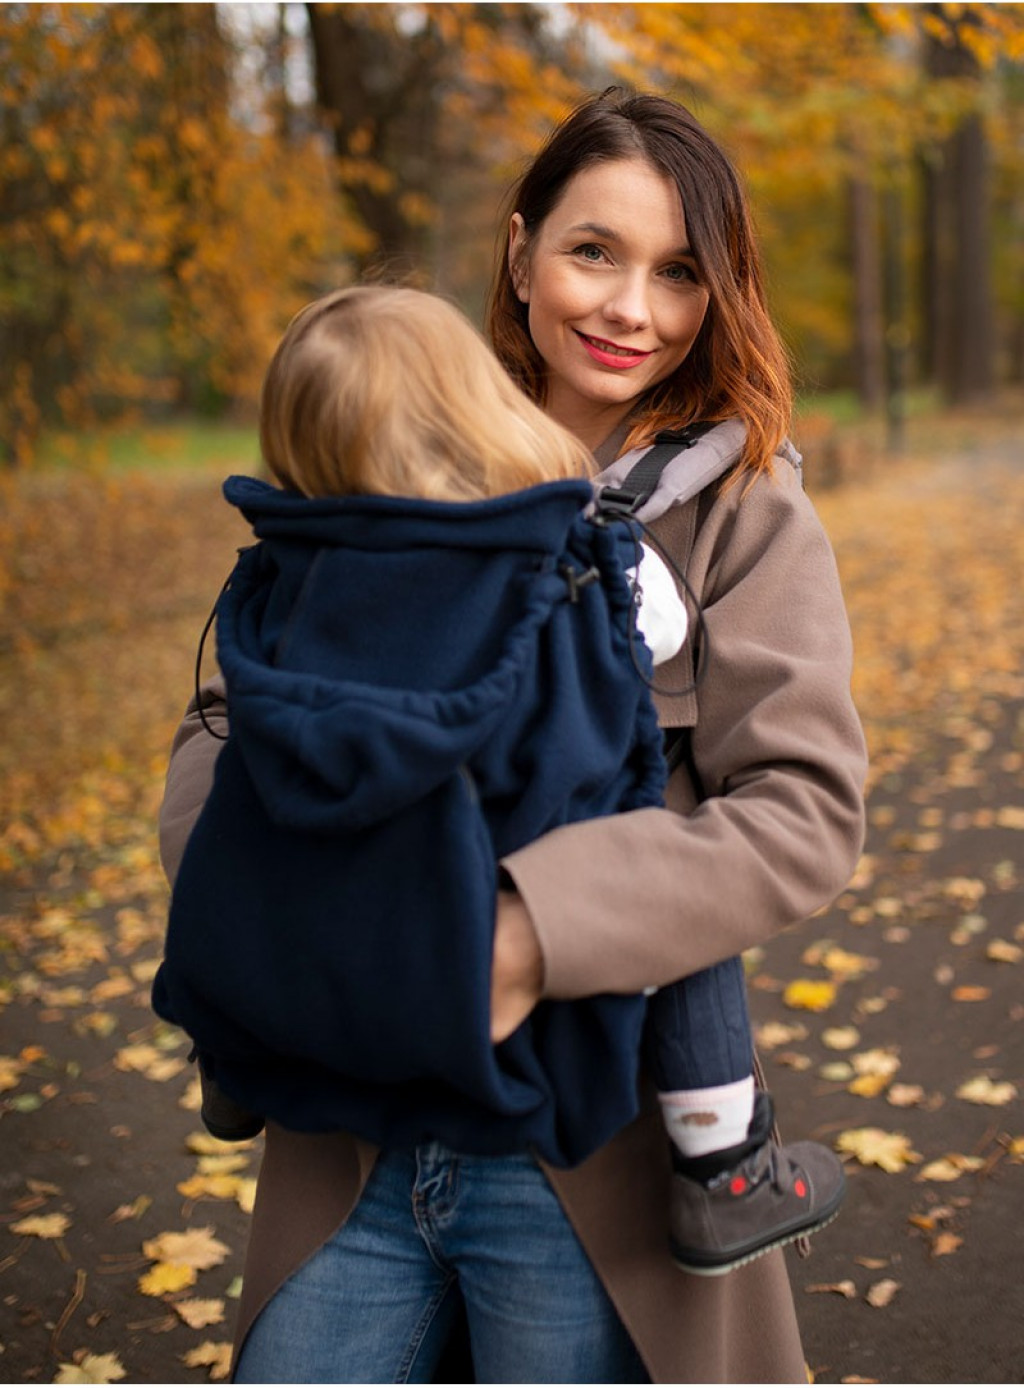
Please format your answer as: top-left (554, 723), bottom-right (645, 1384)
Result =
top-left (260, 285), bottom-right (594, 502)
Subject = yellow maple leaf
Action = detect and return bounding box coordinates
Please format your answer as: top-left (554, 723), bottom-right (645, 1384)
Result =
top-left (138, 1261), bottom-right (198, 1297)
top-left (994, 806), bottom-right (1024, 830)
top-left (851, 1048), bottom-right (901, 1078)
top-left (196, 1154), bottom-right (250, 1176)
top-left (835, 1127), bottom-right (922, 1172)
top-left (142, 1226), bottom-right (230, 1270)
top-left (235, 1178), bottom-right (257, 1214)
top-left (848, 1074), bottom-right (890, 1098)
top-left (916, 1155), bottom-right (984, 1182)
top-left (956, 1076), bottom-right (1018, 1106)
top-left (177, 1173), bottom-right (243, 1201)
top-left (181, 1340), bottom-right (233, 1381)
top-left (173, 1297), bottom-right (226, 1329)
top-left (185, 1131), bottom-right (255, 1155)
top-left (783, 979), bottom-right (837, 1012)
top-left (10, 1212), bottom-right (70, 1238)
top-left (54, 1351), bottom-right (128, 1383)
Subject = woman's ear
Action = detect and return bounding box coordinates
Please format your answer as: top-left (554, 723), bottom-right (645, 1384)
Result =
top-left (508, 214), bottom-right (530, 304)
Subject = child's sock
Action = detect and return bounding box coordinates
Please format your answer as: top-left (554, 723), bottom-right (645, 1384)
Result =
top-left (658, 1075), bottom-right (755, 1159)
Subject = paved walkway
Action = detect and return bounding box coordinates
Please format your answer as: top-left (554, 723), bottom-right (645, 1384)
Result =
top-left (1, 432), bottom-right (1022, 1384)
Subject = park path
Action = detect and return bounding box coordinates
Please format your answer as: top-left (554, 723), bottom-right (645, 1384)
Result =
top-left (1, 427), bottom-right (1022, 1384)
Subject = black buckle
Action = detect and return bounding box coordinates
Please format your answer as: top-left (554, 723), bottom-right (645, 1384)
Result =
top-left (654, 427), bottom-right (698, 446)
top-left (594, 485), bottom-right (643, 517)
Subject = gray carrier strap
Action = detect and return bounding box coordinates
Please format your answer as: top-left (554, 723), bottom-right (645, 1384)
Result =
top-left (592, 419), bottom-right (747, 524)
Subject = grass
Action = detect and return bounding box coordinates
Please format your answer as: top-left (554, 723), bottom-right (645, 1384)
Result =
top-left (34, 418), bottom-right (260, 476)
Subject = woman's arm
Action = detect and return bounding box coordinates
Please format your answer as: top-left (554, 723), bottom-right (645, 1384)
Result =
top-left (500, 463), bottom-right (868, 1000)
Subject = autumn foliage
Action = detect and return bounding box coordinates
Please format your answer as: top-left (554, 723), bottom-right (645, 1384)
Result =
top-left (4, 2), bottom-right (1024, 465)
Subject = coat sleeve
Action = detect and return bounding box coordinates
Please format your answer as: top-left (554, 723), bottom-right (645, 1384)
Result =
top-left (501, 463), bottom-right (868, 998)
top-left (159, 674), bottom-right (228, 886)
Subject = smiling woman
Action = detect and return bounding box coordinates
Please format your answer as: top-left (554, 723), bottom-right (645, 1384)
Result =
top-left (159, 88), bottom-right (867, 1385)
top-left (508, 160), bottom-right (710, 449)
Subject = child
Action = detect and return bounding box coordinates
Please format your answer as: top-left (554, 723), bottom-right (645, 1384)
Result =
top-left (154, 285), bottom-right (843, 1276)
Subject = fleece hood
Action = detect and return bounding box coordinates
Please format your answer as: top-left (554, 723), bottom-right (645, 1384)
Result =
top-left (217, 475), bottom-right (611, 834)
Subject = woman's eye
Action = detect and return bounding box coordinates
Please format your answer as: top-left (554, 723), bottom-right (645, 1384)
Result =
top-left (663, 262), bottom-right (696, 284)
top-left (573, 243), bottom-right (605, 263)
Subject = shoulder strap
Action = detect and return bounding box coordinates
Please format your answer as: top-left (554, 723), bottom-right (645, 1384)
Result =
top-left (593, 423), bottom-right (716, 518)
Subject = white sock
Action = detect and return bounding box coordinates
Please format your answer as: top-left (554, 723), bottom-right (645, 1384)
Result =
top-left (659, 1076), bottom-right (755, 1159)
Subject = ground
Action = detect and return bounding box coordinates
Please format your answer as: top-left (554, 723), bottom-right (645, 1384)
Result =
top-left (1, 416), bottom-right (1022, 1384)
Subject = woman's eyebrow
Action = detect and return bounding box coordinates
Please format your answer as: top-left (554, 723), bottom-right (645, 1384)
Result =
top-left (567, 222), bottom-right (694, 258)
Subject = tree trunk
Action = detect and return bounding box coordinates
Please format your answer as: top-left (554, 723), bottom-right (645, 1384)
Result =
top-left (305, 3), bottom-right (445, 276)
top-left (849, 174), bottom-right (885, 410)
top-left (921, 8), bottom-right (994, 403)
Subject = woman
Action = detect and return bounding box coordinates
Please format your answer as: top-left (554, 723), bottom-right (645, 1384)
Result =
top-left (159, 90), bottom-right (866, 1382)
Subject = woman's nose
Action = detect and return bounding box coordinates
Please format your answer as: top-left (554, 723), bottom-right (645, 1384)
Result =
top-left (602, 273), bottom-right (651, 332)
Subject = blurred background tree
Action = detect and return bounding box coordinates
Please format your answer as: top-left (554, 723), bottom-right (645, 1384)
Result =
top-left (2, 0), bottom-right (1022, 467)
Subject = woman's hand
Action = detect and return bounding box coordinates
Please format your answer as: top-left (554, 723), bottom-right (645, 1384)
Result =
top-left (490, 889), bottom-right (545, 1043)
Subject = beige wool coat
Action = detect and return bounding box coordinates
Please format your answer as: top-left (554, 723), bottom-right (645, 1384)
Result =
top-left (158, 444), bottom-right (867, 1384)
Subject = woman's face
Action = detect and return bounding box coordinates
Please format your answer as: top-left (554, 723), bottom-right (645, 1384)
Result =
top-left (509, 157), bottom-right (710, 450)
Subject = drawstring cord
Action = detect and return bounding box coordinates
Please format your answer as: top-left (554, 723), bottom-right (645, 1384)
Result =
top-left (591, 509), bottom-right (710, 699)
top-left (194, 548), bottom-right (253, 742)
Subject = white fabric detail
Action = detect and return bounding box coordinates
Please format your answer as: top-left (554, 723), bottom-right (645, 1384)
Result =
top-left (630, 544), bottom-right (687, 665)
top-left (658, 1075), bottom-right (755, 1158)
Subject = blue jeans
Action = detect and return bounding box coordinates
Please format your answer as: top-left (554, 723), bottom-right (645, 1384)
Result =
top-left (235, 1144), bottom-right (648, 1384)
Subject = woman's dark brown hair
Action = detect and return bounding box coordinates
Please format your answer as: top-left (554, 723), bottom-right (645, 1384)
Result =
top-left (487, 88), bottom-right (792, 476)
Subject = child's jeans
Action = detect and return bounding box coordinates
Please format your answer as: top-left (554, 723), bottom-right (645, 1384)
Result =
top-left (643, 954), bottom-right (753, 1092)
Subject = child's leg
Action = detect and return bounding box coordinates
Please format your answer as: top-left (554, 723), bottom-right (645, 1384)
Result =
top-left (646, 958), bottom-right (846, 1276)
top-left (644, 955), bottom-right (755, 1163)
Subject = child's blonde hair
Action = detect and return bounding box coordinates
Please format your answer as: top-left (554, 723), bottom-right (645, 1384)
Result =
top-left (260, 285), bottom-right (594, 502)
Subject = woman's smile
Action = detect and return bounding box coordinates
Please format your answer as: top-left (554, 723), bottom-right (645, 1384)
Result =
top-left (574, 332), bottom-right (654, 368)
top-left (509, 157), bottom-right (710, 448)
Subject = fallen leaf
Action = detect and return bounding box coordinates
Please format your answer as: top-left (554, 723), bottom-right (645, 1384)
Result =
top-left (852, 1048), bottom-right (901, 1078)
top-left (196, 1154), bottom-right (250, 1176)
top-left (53, 1351), bottom-right (128, 1384)
top-left (956, 1076), bottom-right (1018, 1106)
top-left (822, 1026), bottom-right (860, 1051)
top-left (854, 1256), bottom-right (888, 1269)
top-left (931, 1232), bottom-right (963, 1257)
top-left (819, 1061), bottom-right (855, 1082)
top-left (142, 1227), bottom-right (230, 1271)
top-left (836, 1128), bottom-right (922, 1172)
top-left (754, 1020), bottom-right (809, 1050)
top-left (181, 1341), bottom-right (233, 1381)
top-left (917, 1154), bottom-right (984, 1182)
top-left (235, 1178), bottom-right (257, 1214)
top-left (994, 806), bottom-right (1024, 830)
top-left (783, 979), bottom-right (838, 1012)
top-left (185, 1131), bottom-right (255, 1156)
top-left (173, 1297), bottom-right (226, 1329)
top-left (887, 1083), bottom-right (926, 1108)
top-left (108, 1196), bottom-right (152, 1223)
top-left (848, 1074), bottom-right (890, 1098)
top-left (138, 1261), bottom-right (198, 1297)
top-left (805, 1279), bottom-right (856, 1297)
top-left (865, 1277), bottom-right (901, 1308)
top-left (10, 1212), bottom-right (70, 1238)
top-left (952, 985), bottom-right (991, 1002)
top-left (986, 939), bottom-right (1023, 964)
top-left (0, 1055), bottom-right (25, 1091)
top-left (177, 1174), bottom-right (245, 1202)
